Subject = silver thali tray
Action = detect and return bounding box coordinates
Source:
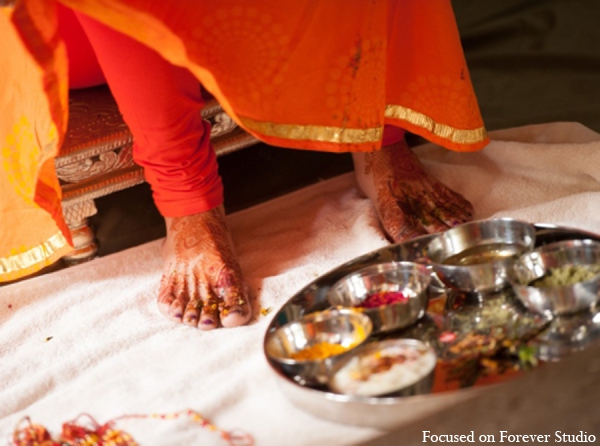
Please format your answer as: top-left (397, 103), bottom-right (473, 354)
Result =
top-left (263, 224), bottom-right (600, 429)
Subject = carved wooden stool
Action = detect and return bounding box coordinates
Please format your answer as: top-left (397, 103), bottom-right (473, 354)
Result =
top-left (56, 85), bottom-right (257, 265)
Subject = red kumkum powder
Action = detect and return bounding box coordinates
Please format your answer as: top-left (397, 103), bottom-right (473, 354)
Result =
top-left (356, 290), bottom-right (409, 309)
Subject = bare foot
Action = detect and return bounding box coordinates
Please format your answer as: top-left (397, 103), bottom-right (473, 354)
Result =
top-left (157, 206), bottom-right (252, 329)
top-left (353, 139), bottom-right (474, 242)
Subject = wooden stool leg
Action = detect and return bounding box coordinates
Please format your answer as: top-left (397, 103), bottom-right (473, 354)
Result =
top-left (62, 200), bottom-right (99, 265)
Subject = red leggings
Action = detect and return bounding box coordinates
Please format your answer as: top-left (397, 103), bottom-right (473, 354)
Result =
top-left (58, 6), bottom-right (404, 218)
top-left (59, 5), bottom-right (223, 217)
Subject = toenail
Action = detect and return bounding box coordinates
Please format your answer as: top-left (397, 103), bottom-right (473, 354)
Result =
top-left (221, 306), bottom-right (243, 317)
top-left (201, 318), bottom-right (215, 325)
top-left (174, 312), bottom-right (183, 319)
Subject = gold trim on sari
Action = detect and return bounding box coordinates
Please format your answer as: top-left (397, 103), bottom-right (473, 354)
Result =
top-left (0, 231), bottom-right (70, 277)
top-left (239, 104), bottom-right (486, 147)
top-left (239, 115), bottom-right (383, 144)
top-left (384, 104), bottom-right (487, 145)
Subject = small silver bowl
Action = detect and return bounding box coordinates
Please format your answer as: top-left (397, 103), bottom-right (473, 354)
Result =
top-left (328, 338), bottom-right (437, 397)
top-left (510, 239), bottom-right (600, 316)
top-left (532, 308), bottom-right (600, 361)
top-left (327, 261), bottom-right (432, 334)
top-left (264, 308), bottom-right (372, 386)
top-left (426, 218), bottom-right (536, 293)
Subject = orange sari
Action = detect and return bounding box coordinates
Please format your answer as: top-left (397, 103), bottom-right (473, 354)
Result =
top-left (0, 0), bottom-right (488, 281)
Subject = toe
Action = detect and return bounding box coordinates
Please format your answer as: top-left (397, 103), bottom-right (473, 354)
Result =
top-left (167, 277), bottom-right (189, 322)
top-left (183, 300), bottom-right (200, 327)
top-left (217, 273), bottom-right (252, 328)
top-left (169, 299), bottom-right (185, 322)
top-left (220, 298), bottom-right (252, 328)
top-left (157, 272), bottom-right (181, 320)
top-left (434, 197), bottom-right (474, 228)
top-left (199, 303), bottom-right (219, 330)
top-left (181, 277), bottom-right (201, 327)
top-left (378, 199), bottom-right (428, 243)
top-left (428, 181), bottom-right (474, 227)
top-left (420, 214), bottom-right (452, 235)
top-left (198, 285), bottom-right (220, 330)
top-left (157, 280), bottom-right (174, 318)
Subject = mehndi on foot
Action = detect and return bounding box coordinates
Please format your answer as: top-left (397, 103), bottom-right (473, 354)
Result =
top-left (157, 207), bottom-right (252, 329)
top-left (353, 139), bottom-right (474, 242)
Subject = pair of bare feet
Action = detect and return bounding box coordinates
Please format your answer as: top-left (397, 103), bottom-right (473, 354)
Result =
top-left (157, 140), bottom-right (474, 329)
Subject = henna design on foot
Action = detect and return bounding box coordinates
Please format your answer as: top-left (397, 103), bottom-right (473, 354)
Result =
top-left (157, 207), bottom-right (252, 329)
top-left (354, 139), bottom-right (474, 242)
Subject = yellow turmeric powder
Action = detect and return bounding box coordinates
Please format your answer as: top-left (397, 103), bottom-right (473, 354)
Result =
top-left (290, 342), bottom-right (352, 361)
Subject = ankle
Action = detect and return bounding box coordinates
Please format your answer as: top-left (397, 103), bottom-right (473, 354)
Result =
top-left (352, 151), bottom-right (375, 200)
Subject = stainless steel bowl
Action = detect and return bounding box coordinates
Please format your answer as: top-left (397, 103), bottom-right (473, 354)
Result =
top-left (510, 239), bottom-right (600, 316)
top-left (328, 338), bottom-right (436, 397)
top-left (327, 261), bottom-right (432, 333)
top-left (263, 308), bottom-right (372, 386)
top-left (426, 218), bottom-right (536, 293)
top-left (531, 308), bottom-right (600, 361)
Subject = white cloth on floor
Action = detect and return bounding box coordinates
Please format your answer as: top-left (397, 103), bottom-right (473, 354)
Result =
top-left (1, 122), bottom-right (600, 445)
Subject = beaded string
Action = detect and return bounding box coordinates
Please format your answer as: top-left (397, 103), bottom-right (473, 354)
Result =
top-left (11, 409), bottom-right (254, 446)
